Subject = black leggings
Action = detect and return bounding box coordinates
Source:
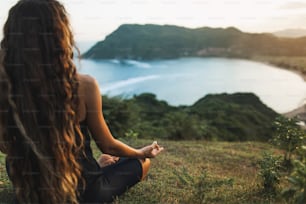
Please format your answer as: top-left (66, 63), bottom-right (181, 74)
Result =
top-left (81, 158), bottom-right (143, 203)
top-left (6, 158), bottom-right (143, 204)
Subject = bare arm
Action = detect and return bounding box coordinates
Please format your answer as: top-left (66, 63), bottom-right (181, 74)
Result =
top-left (84, 76), bottom-right (163, 158)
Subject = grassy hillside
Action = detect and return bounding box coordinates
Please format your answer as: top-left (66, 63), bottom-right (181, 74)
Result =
top-left (0, 139), bottom-right (288, 203)
top-left (189, 93), bottom-right (278, 141)
top-left (103, 93), bottom-right (279, 141)
top-left (0, 93), bottom-right (295, 203)
top-left (82, 24), bottom-right (306, 60)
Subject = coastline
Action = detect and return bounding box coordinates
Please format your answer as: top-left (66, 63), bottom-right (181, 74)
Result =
top-left (252, 56), bottom-right (306, 120)
top-left (250, 56), bottom-right (306, 81)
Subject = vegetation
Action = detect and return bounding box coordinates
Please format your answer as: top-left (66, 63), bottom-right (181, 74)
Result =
top-left (258, 152), bottom-right (282, 194)
top-left (82, 24), bottom-right (306, 60)
top-left (283, 149), bottom-right (306, 204)
top-left (103, 92), bottom-right (279, 142)
top-left (272, 117), bottom-right (305, 165)
top-left (1, 93), bottom-right (306, 203)
top-left (272, 117), bottom-right (306, 204)
top-left (0, 140), bottom-right (289, 203)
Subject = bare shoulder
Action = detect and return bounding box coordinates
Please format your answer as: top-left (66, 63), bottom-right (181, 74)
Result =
top-left (78, 73), bottom-right (98, 86)
top-left (77, 73), bottom-right (101, 110)
top-left (78, 73), bottom-right (99, 92)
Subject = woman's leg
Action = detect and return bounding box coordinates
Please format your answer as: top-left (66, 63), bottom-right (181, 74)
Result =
top-left (84, 157), bottom-right (148, 203)
top-left (139, 158), bottom-right (150, 180)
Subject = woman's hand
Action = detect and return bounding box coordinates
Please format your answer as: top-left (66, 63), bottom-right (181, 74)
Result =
top-left (97, 154), bottom-right (119, 168)
top-left (138, 141), bottom-right (164, 159)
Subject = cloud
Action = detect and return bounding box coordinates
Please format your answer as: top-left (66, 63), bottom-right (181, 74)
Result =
top-left (280, 2), bottom-right (306, 10)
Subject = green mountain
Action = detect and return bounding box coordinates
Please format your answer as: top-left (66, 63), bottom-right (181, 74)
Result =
top-left (189, 93), bottom-right (278, 141)
top-left (82, 24), bottom-right (306, 60)
top-left (102, 93), bottom-right (279, 141)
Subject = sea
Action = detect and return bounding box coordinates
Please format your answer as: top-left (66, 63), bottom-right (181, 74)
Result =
top-left (75, 57), bottom-right (306, 114)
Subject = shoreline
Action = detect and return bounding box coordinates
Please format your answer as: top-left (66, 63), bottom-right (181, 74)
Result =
top-left (252, 58), bottom-right (306, 82)
top-left (84, 55), bottom-right (306, 119)
top-left (253, 57), bottom-right (306, 119)
top-left (281, 68), bottom-right (306, 120)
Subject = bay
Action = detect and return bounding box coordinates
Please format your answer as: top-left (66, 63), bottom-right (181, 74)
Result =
top-left (76, 57), bottom-right (306, 113)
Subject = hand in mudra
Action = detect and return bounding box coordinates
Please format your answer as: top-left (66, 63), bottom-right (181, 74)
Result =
top-left (97, 154), bottom-right (119, 168)
top-left (139, 141), bottom-right (164, 158)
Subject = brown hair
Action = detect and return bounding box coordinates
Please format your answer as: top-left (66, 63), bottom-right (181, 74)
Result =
top-left (0, 0), bottom-right (84, 203)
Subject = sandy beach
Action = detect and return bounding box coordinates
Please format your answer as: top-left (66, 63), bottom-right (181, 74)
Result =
top-left (271, 64), bottom-right (306, 120)
top-left (250, 56), bottom-right (306, 118)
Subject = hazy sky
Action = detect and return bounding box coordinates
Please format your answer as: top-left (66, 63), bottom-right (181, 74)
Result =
top-left (1, 0), bottom-right (306, 42)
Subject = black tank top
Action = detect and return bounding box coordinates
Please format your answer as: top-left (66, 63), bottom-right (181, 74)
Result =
top-left (79, 120), bottom-right (102, 180)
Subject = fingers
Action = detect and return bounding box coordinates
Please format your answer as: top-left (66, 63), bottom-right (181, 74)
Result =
top-left (152, 141), bottom-right (160, 150)
top-left (100, 154), bottom-right (119, 161)
top-left (151, 141), bottom-right (164, 156)
top-left (98, 157), bottom-right (118, 167)
top-left (98, 154), bottom-right (119, 167)
top-left (100, 154), bottom-right (112, 160)
top-left (140, 142), bottom-right (164, 159)
top-left (111, 156), bottom-right (119, 161)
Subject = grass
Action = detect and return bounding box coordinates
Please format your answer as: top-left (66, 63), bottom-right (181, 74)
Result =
top-left (0, 139), bottom-right (290, 204)
top-left (115, 140), bottom-right (288, 204)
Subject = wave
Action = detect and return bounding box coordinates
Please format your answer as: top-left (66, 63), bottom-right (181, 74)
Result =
top-left (102, 75), bottom-right (160, 92)
top-left (109, 59), bottom-right (120, 64)
top-left (108, 59), bottom-right (152, 69)
top-left (126, 60), bottom-right (151, 69)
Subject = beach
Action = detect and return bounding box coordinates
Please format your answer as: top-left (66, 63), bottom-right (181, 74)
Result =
top-left (257, 56), bottom-right (306, 121)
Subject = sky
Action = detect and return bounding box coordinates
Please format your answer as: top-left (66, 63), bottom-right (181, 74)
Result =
top-left (1, 0), bottom-right (306, 43)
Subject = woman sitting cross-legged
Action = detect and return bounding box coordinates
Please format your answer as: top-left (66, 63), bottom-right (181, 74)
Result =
top-left (0, 0), bottom-right (163, 203)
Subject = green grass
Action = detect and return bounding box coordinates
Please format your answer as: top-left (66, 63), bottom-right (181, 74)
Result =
top-left (0, 140), bottom-right (289, 203)
top-left (0, 153), bottom-right (12, 203)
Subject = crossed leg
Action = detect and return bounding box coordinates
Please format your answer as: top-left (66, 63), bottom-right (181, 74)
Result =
top-left (97, 154), bottom-right (151, 180)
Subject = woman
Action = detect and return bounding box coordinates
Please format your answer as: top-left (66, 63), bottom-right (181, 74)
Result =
top-left (0, 0), bottom-right (163, 203)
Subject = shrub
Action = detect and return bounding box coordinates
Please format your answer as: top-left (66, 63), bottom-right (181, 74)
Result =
top-left (258, 152), bottom-right (282, 194)
top-left (120, 129), bottom-right (139, 144)
top-left (102, 95), bottom-right (131, 138)
top-left (283, 145), bottom-right (306, 204)
top-left (162, 112), bottom-right (208, 140)
top-left (272, 116), bottom-right (305, 165)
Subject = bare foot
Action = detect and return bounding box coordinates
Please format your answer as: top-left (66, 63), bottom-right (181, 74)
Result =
top-left (97, 154), bottom-right (119, 168)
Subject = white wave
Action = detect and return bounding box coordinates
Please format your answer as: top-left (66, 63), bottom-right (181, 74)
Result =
top-left (109, 59), bottom-right (120, 64)
top-left (102, 75), bottom-right (160, 92)
top-left (124, 60), bottom-right (152, 69)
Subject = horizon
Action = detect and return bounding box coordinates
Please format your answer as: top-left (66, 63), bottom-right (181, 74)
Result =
top-left (1, 0), bottom-right (306, 43)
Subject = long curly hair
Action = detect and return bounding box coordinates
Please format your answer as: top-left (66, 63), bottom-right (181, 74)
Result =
top-left (0, 0), bottom-right (84, 203)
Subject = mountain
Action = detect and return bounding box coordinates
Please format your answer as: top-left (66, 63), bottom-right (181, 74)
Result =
top-left (273, 29), bottom-right (306, 38)
top-left (82, 24), bottom-right (306, 60)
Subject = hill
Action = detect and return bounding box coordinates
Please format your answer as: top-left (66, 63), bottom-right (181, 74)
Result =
top-left (103, 92), bottom-right (279, 141)
top-left (0, 92), bottom-right (290, 203)
top-left (189, 93), bottom-right (278, 141)
top-left (82, 24), bottom-right (306, 60)
top-left (0, 140), bottom-right (288, 203)
top-left (273, 28), bottom-right (306, 38)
